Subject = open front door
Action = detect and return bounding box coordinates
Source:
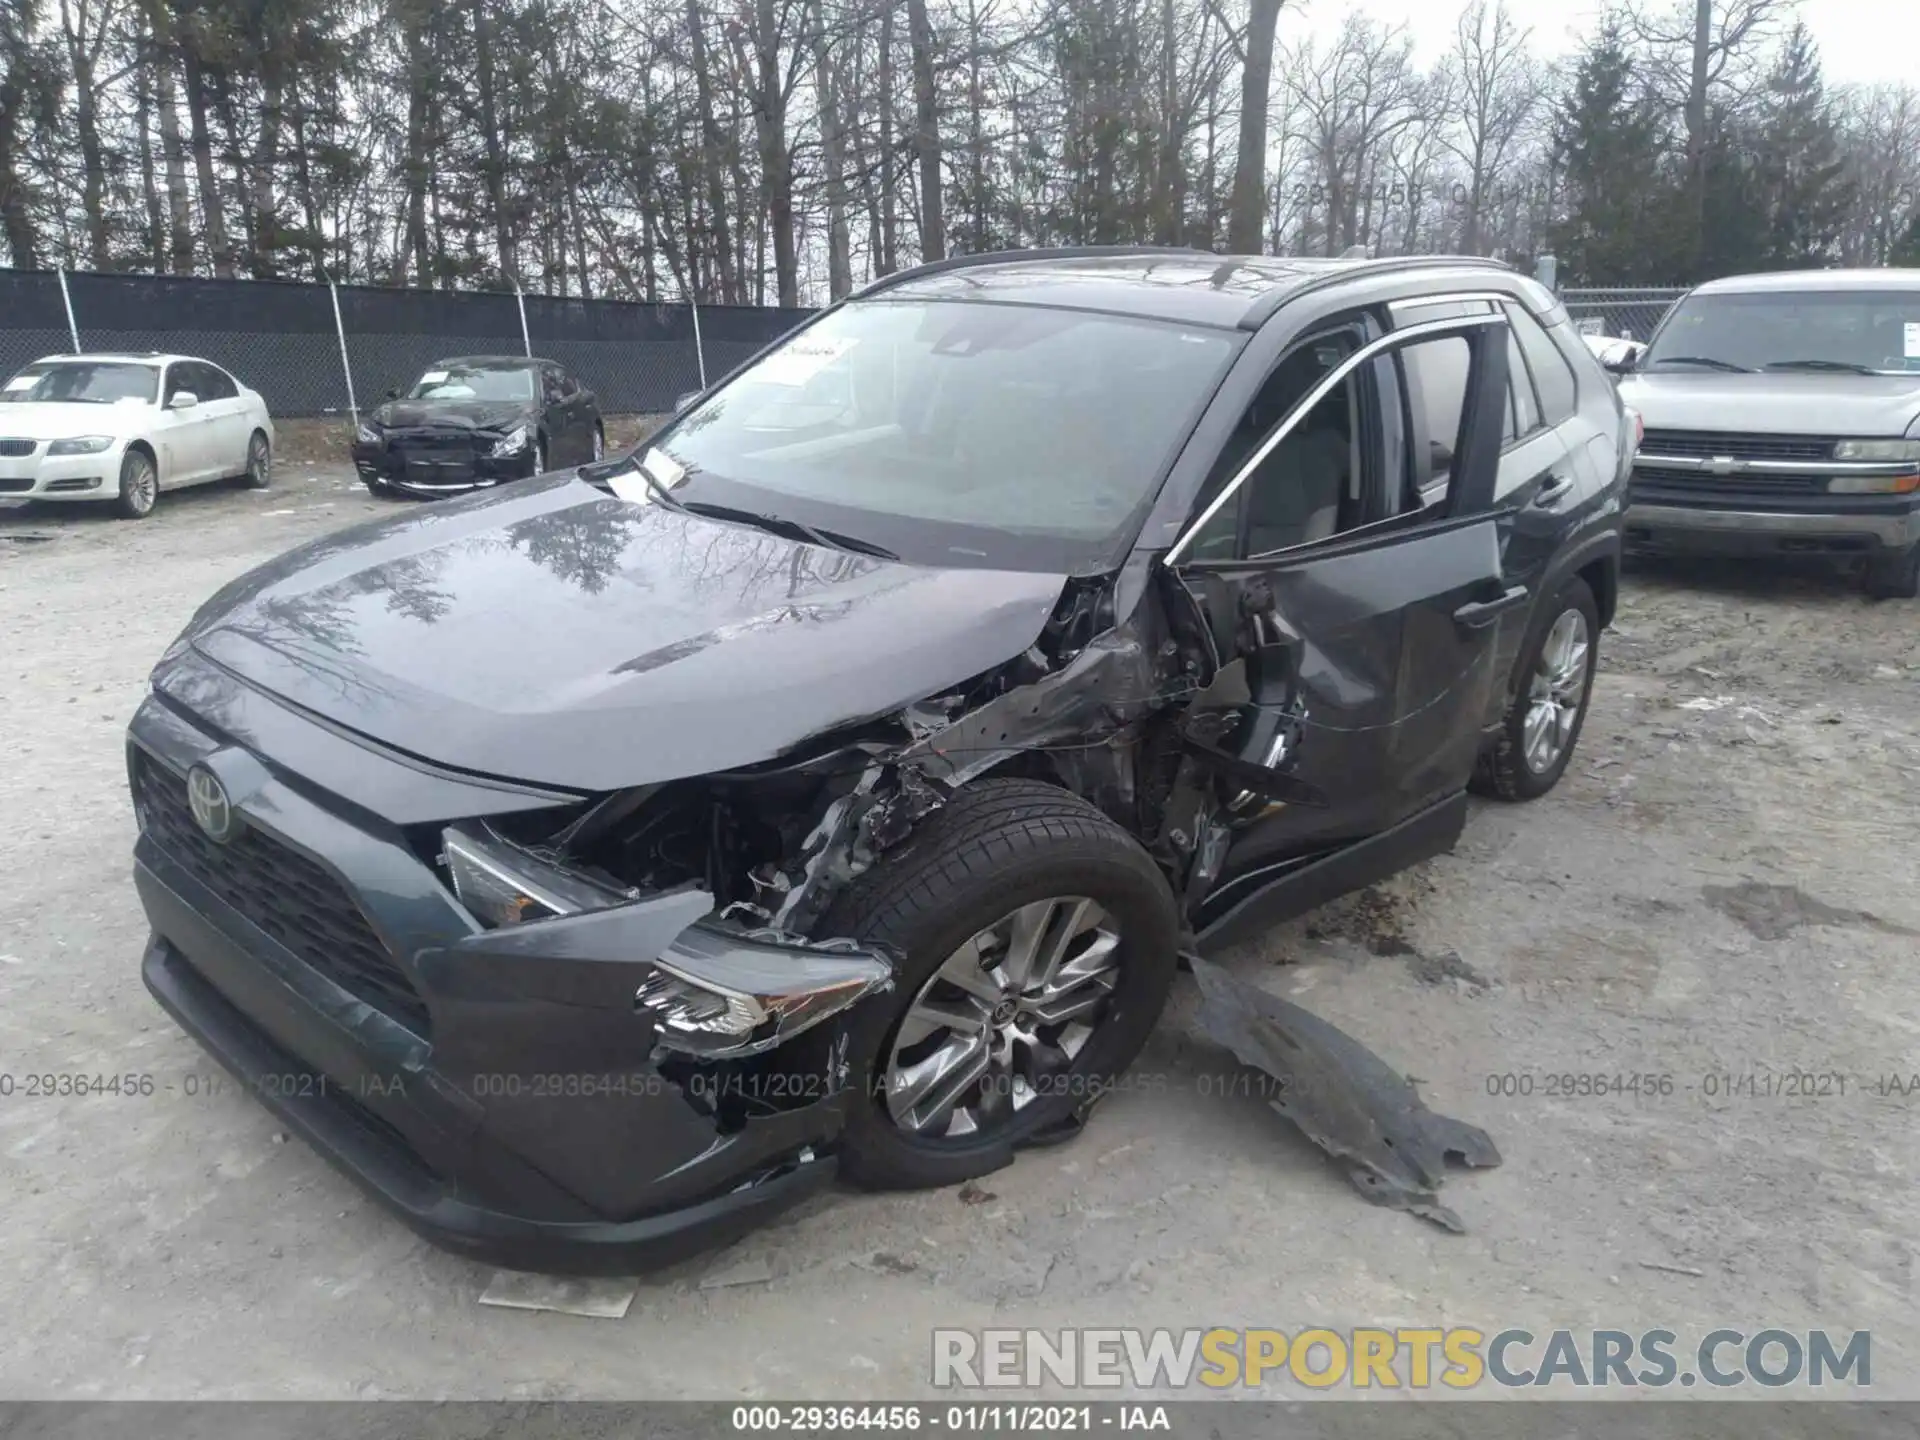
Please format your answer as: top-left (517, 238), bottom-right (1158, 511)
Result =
top-left (1162, 306), bottom-right (1520, 946)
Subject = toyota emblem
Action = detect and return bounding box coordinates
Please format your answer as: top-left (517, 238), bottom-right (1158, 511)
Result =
top-left (186, 764), bottom-right (238, 843)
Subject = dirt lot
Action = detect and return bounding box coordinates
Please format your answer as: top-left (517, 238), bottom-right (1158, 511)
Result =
top-left (2, 453), bottom-right (1917, 1401)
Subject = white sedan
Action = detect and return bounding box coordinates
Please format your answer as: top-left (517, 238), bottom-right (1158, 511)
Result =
top-left (0, 352), bottom-right (275, 519)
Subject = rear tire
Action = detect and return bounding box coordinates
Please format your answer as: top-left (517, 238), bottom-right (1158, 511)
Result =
top-left (810, 779), bottom-right (1181, 1191)
top-left (1472, 577), bottom-right (1599, 801)
top-left (114, 448), bottom-right (158, 520)
top-left (1863, 543), bottom-right (1920, 601)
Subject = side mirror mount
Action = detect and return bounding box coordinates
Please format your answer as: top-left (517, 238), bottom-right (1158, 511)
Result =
top-left (168, 390), bottom-right (199, 410)
top-left (674, 390), bottom-right (701, 414)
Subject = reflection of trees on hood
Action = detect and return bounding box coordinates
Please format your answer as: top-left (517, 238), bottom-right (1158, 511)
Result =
top-left (504, 504), bottom-right (644, 595)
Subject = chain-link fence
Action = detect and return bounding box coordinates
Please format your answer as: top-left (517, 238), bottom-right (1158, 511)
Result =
top-left (1559, 287), bottom-right (1688, 345)
top-left (0, 269), bottom-right (813, 419)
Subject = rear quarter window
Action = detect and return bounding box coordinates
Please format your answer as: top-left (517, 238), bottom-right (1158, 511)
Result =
top-left (1508, 306), bottom-right (1581, 425)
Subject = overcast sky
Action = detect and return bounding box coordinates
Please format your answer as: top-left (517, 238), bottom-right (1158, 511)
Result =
top-left (1290, 0), bottom-right (1905, 89)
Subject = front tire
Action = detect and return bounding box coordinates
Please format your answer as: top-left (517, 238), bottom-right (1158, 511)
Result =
top-left (812, 779), bottom-right (1181, 1191)
top-left (240, 430), bottom-right (271, 489)
top-left (115, 448), bottom-right (158, 520)
top-left (1472, 577), bottom-right (1599, 801)
top-left (1863, 543), bottom-right (1920, 601)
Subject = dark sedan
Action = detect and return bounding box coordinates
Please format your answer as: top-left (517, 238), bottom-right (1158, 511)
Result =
top-left (352, 355), bottom-right (604, 498)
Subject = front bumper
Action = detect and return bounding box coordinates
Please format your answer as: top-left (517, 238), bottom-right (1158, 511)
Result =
top-left (0, 438), bottom-right (123, 500)
top-left (352, 440), bottom-right (538, 496)
top-left (1625, 496), bottom-right (1920, 557)
top-left (128, 662), bottom-right (871, 1273)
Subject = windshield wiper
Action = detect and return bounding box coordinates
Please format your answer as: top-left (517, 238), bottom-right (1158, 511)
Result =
top-left (1764, 359), bottom-right (1879, 375)
top-left (681, 500), bottom-right (898, 560)
top-left (1645, 355), bottom-right (1752, 373)
top-left (578, 454), bottom-right (690, 511)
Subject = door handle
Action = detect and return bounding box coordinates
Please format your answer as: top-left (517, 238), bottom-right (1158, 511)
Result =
top-left (1529, 472), bottom-right (1575, 506)
top-left (1453, 585), bottom-right (1529, 631)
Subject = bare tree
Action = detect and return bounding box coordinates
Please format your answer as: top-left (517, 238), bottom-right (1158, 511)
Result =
top-left (1225, 0), bottom-right (1282, 253)
top-left (905, 0), bottom-right (943, 258)
top-left (1626, 0), bottom-right (1789, 267)
top-left (1439, 0), bottom-right (1540, 253)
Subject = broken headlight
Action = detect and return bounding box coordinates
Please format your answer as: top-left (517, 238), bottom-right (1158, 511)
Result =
top-left (440, 823), bottom-right (890, 1057)
top-left (636, 927), bottom-right (889, 1057)
top-left (442, 822), bottom-right (629, 927)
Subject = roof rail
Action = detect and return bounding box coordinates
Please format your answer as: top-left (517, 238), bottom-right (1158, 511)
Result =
top-left (1237, 254), bottom-right (1516, 329)
top-left (851, 245), bottom-right (1216, 300)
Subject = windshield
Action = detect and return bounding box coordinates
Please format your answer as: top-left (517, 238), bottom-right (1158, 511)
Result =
top-left (636, 300), bottom-right (1239, 570)
top-left (407, 364), bottom-right (536, 402)
top-left (1643, 290), bottom-right (1920, 375)
top-left (1, 362), bottom-right (158, 404)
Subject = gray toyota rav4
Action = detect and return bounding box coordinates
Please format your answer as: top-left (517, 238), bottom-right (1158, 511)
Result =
top-left (1617, 269), bottom-right (1920, 598)
top-left (129, 249), bottom-right (1629, 1272)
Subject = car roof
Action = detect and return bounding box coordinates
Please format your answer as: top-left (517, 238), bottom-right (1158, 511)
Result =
top-left (859, 248), bottom-right (1518, 329)
top-left (28, 352), bottom-right (184, 367)
top-left (432, 355), bottom-right (550, 369)
top-left (1691, 269), bottom-right (1920, 296)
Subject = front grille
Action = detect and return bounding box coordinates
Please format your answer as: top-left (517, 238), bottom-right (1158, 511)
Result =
top-left (134, 755), bottom-right (432, 1036)
top-left (0, 438), bottom-right (36, 458)
top-left (1639, 430), bottom-right (1833, 462)
top-left (392, 432), bottom-right (477, 455)
top-left (1631, 465), bottom-right (1826, 496)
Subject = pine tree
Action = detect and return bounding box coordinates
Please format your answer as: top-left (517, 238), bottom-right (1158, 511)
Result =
top-left (1698, 117), bottom-right (1767, 278)
top-left (1548, 22), bottom-right (1685, 284)
top-left (1753, 21), bottom-right (1854, 269)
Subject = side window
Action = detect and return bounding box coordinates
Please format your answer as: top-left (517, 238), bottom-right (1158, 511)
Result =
top-left (1397, 336), bottom-right (1472, 508)
top-left (1508, 304), bottom-right (1578, 425)
top-left (163, 364), bottom-right (200, 404)
top-left (1185, 329), bottom-right (1364, 560)
top-left (200, 365), bottom-right (237, 401)
top-left (542, 365), bottom-right (568, 402)
top-left (1506, 331), bottom-right (1539, 441)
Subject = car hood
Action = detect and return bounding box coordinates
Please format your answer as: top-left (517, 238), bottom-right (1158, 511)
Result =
top-left (1618, 371), bottom-right (1920, 437)
top-left (0, 400), bottom-right (150, 439)
top-left (371, 398), bottom-right (533, 431)
top-left (171, 475), bottom-right (1070, 792)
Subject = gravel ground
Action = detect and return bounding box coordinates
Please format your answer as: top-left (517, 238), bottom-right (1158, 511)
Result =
top-left (2, 467), bottom-right (1917, 1401)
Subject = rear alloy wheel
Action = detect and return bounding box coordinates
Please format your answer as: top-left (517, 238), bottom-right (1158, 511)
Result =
top-left (1472, 577), bottom-right (1599, 801)
top-left (811, 778), bottom-right (1181, 1191)
top-left (1863, 543), bottom-right (1920, 601)
top-left (241, 431), bottom-right (272, 489)
top-left (115, 448), bottom-right (158, 520)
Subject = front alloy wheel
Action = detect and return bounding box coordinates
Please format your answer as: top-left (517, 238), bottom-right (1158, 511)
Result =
top-left (243, 431), bottom-right (272, 489)
top-left (115, 448), bottom-right (158, 519)
top-left (809, 778), bottom-right (1181, 1191)
top-left (885, 897), bottom-right (1122, 1137)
